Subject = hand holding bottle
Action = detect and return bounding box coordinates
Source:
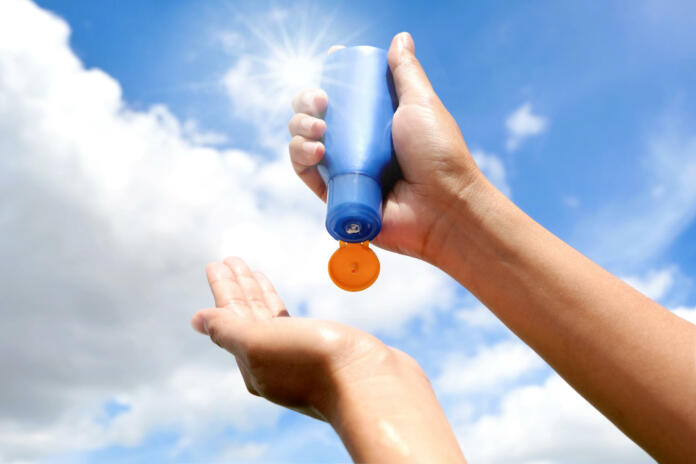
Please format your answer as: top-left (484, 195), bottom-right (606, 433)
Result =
top-left (288, 32), bottom-right (485, 266)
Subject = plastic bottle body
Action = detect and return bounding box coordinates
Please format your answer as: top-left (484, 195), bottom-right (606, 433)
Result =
top-left (319, 46), bottom-right (397, 243)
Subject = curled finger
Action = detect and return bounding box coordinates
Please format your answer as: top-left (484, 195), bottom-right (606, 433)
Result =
top-left (291, 88), bottom-right (328, 116)
top-left (289, 135), bottom-right (325, 168)
top-left (288, 113), bottom-right (326, 139)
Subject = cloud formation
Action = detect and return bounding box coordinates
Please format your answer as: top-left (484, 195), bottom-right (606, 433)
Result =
top-left (0, 0), bottom-right (458, 460)
top-left (471, 150), bottom-right (512, 197)
top-left (457, 374), bottom-right (652, 463)
top-left (1, 1), bottom-right (687, 463)
top-left (621, 267), bottom-right (676, 300)
top-left (505, 102), bottom-right (548, 151)
top-left (432, 339), bottom-right (652, 462)
top-left (436, 341), bottom-right (544, 395)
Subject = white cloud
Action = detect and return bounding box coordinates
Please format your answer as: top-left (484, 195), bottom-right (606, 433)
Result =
top-left (471, 150), bottom-right (512, 197)
top-left (505, 102), bottom-right (548, 151)
top-left (435, 341), bottom-right (545, 395)
top-left (107, 366), bottom-right (279, 447)
top-left (181, 119), bottom-right (228, 146)
top-left (0, 365), bottom-right (279, 462)
top-left (0, 0), bottom-right (459, 460)
top-left (456, 374), bottom-right (652, 463)
top-left (217, 442), bottom-right (270, 461)
top-left (455, 303), bottom-right (503, 330)
top-left (672, 306), bottom-right (696, 325)
top-left (620, 267), bottom-right (675, 301)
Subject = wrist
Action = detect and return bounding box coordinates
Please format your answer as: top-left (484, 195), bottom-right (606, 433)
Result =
top-left (314, 345), bottom-right (408, 424)
top-left (432, 170), bottom-right (533, 291)
top-left (424, 168), bottom-right (498, 269)
top-left (322, 348), bottom-right (466, 462)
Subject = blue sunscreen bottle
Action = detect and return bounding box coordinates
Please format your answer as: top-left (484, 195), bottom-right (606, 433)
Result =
top-left (318, 46), bottom-right (399, 291)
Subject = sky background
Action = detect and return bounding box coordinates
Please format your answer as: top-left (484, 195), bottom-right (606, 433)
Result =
top-left (1, 0), bottom-right (696, 462)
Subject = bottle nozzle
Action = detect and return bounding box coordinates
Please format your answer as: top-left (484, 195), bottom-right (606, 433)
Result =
top-left (345, 223), bottom-right (361, 235)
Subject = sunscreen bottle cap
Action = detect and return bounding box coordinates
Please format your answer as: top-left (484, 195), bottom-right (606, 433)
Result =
top-left (328, 241), bottom-right (380, 291)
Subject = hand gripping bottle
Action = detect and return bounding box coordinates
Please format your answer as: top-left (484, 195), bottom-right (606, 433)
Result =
top-left (318, 46), bottom-right (399, 291)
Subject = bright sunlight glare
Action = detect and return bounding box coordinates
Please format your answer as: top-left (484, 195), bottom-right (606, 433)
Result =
top-left (224, 5), bottom-right (366, 117)
top-left (272, 53), bottom-right (323, 92)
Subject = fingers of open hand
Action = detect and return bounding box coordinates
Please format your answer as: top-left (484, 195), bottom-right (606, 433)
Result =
top-left (252, 271), bottom-right (289, 317)
top-left (224, 257), bottom-right (273, 320)
top-left (206, 261), bottom-right (248, 310)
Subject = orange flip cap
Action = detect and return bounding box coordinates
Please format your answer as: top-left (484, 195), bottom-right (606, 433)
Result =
top-left (328, 241), bottom-right (380, 292)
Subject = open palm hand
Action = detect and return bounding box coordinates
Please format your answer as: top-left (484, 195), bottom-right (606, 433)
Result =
top-left (191, 257), bottom-right (410, 420)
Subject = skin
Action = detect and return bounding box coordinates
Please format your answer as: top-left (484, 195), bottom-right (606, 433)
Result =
top-left (192, 259), bottom-right (465, 462)
top-left (193, 32), bottom-right (696, 462)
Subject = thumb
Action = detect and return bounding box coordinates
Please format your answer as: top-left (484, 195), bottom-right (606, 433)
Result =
top-left (191, 308), bottom-right (247, 354)
top-left (387, 32), bottom-right (436, 106)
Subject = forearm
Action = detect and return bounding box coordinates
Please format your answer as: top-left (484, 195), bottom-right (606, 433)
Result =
top-left (321, 350), bottom-right (466, 463)
top-left (438, 175), bottom-right (696, 461)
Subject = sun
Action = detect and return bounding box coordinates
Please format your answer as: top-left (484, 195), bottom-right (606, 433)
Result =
top-left (229, 5), bottom-right (364, 105)
top-left (271, 52), bottom-right (323, 93)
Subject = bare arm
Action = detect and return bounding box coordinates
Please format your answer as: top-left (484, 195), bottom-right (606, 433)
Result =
top-left (436, 173), bottom-right (696, 461)
top-left (290, 31), bottom-right (696, 461)
top-left (192, 258), bottom-right (465, 463)
top-left (328, 349), bottom-right (466, 462)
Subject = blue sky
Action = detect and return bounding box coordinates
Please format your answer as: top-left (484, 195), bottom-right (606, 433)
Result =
top-left (40, 0), bottom-right (696, 269)
top-left (2, 0), bottom-right (695, 462)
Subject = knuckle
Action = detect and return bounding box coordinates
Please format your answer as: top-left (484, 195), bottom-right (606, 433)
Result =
top-left (288, 113), bottom-right (301, 135)
top-left (288, 135), bottom-right (304, 154)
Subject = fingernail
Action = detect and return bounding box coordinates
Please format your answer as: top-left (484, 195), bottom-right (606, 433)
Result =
top-left (398, 32), bottom-right (414, 53)
top-left (302, 141), bottom-right (317, 155)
